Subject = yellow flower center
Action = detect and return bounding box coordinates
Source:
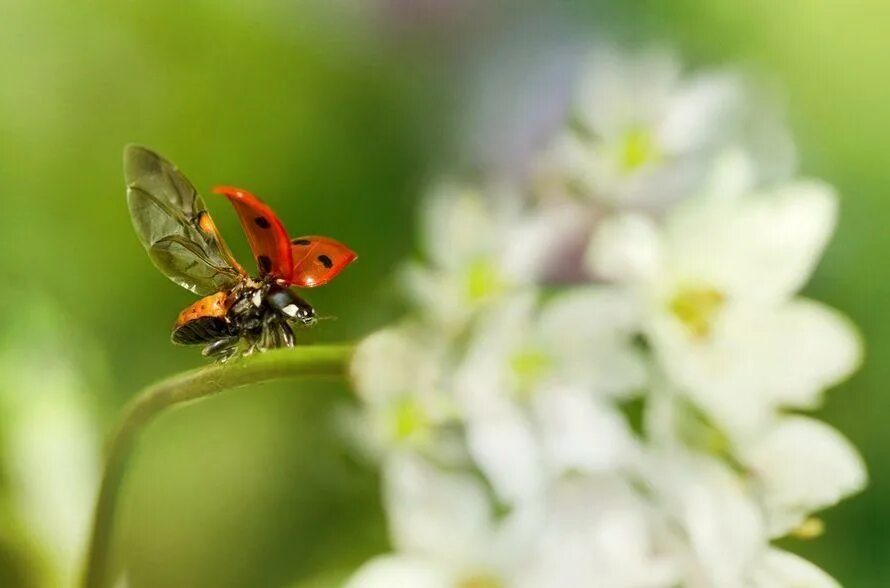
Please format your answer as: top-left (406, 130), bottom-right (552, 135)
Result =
top-left (618, 127), bottom-right (660, 173)
top-left (465, 259), bottom-right (505, 302)
top-left (790, 517), bottom-right (825, 540)
top-left (390, 397), bottom-right (429, 442)
top-left (459, 573), bottom-right (504, 588)
top-left (509, 346), bottom-right (553, 392)
top-left (670, 286), bottom-right (726, 339)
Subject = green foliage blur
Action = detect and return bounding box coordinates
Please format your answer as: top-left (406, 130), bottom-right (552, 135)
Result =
top-left (0, 1), bottom-right (888, 586)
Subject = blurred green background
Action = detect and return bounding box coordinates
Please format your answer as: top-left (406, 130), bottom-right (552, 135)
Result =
top-left (0, 1), bottom-right (887, 586)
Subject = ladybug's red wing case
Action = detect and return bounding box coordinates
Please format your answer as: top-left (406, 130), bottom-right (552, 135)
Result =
top-left (124, 145), bottom-right (246, 296)
top-left (289, 236), bottom-right (357, 287)
top-left (213, 186), bottom-right (294, 282)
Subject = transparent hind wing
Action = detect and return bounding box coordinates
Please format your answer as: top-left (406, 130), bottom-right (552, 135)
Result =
top-left (124, 145), bottom-right (245, 295)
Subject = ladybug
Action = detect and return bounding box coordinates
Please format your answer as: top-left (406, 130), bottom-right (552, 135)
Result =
top-left (124, 145), bottom-right (356, 361)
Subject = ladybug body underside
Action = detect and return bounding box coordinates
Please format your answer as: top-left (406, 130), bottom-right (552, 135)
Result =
top-left (171, 280), bottom-right (316, 361)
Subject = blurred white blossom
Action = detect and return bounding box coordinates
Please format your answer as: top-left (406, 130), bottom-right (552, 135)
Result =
top-left (589, 152), bottom-right (862, 439)
top-left (0, 297), bottom-right (104, 587)
top-left (535, 45), bottom-right (796, 210)
top-left (403, 181), bottom-right (585, 331)
top-left (452, 290), bottom-right (645, 506)
top-left (347, 43), bottom-right (864, 588)
top-left (347, 454), bottom-right (677, 588)
top-left (348, 325), bottom-right (452, 450)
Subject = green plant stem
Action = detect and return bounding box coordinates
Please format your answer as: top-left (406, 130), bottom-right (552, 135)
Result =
top-left (81, 345), bottom-right (354, 588)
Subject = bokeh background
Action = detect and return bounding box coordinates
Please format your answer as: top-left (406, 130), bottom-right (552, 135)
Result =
top-left (0, 1), bottom-right (887, 586)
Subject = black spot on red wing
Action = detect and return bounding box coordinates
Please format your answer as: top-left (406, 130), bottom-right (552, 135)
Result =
top-left (257, 255), bottom-right (272, 274)
top-left (292, 238), bottom-right (311, 246)
top-left (254, 216), bottom-right (271, 229)
top-left (317, 254), bottom-right (333, 268)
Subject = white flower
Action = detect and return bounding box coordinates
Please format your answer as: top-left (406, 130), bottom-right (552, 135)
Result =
top-left (346, 452), bottom-right (528, 588)
top-left (590, 156), bottom-right (862, 438)
top-left (646, 389), bottom-right (866, 543)
top-left (404, 181), bottom-right (584, 332)
top-left (347, 453), bottom-right (678, 588)
top-left (349, 43), bottom-right (865, 587)
top-left (645, 449), bottom-right (845, 588)
top-left (453, 289), bottom-right (646, 505)
top-left (457, 289), bottom-right (645, 403)
top-left (514, 475), bottom-right (678, 588)
top-left (535, 45), bottom-right (795, 209)
top-left (383, 453), bottom-right (496, 570)
top-left (348, 325), bottom-right (460, 459)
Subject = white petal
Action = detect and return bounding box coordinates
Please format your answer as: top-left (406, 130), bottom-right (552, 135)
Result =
top-left (742, 416), bottom-right (867, 537)
top-left (575, 45), bottom-right (682, 137)
top-left (658, 72), bottom-right (743, 154)
top-left (454, 293), bottom-right (537, 413)
top-left (754, 299), bottom-right (862, 409)
top-left (519, 475), bottom-right (679, 588)
top-left (666, 180), bottom-right (838, 303)
top-left (588, 213), bottom-right (663, 284)
top-left (350, 326), bottom-right (440, 405)
top-left (647, 307), bottom-right (773, 436)
top-left (619, 157), bottom-right (714, 210)
top-left (464, 405), bottom-right (545, 506)
top-left (539, 286), bottom-right (640, 337)
top-left (748, 549), bottom-right (840, 588)
top-left (531, 387), bottom-right (640, 474)
top-left (345, 555), bottom-right (452, 588)
top-left (537, 288), bottom-right (647, 397)
top-left (651, 300), bottom-right (861, 437)
top-left (699, 149), bottom-right (759, 205)
top-left (486, 503), bottom-right (542, 579)
top-left (501, 201), bottom-right (594, 284)
top-left (420, 182), bottom-right (496, 269)
top-left (654, 454), bottom-right (765, 588)
top-left (453, 295), bottom-right (550, 503)
top-left (383, 452), bottom-right (492, 565)
top-left (400, 263), bottom-right (467, 331)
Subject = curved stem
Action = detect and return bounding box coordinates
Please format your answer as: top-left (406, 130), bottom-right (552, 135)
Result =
top-left (82, 345), bottom-right (354, 588)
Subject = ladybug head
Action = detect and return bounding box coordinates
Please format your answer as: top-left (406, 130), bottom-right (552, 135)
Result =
top-left (265, 285), bottom-right (316, 326)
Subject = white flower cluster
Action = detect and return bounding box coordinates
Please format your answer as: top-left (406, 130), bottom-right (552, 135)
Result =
top-left (346, 46), bottom-right (866, 588)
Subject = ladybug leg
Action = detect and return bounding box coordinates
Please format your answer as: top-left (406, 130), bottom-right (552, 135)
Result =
top-left (202, 336), bottom-right (240, 362)
top-left (255, 316), bottom-right (295, 351)
top-left (257, 315), bottom-right (277, 351)
top-left (268, 317), bottom-right (295, 348)
top-left (242, 332), bottom-right (260, 356)
top-left (238, 321), bottom-right (264, 356)
top-left (279, 321), bottom-right (295, 348)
